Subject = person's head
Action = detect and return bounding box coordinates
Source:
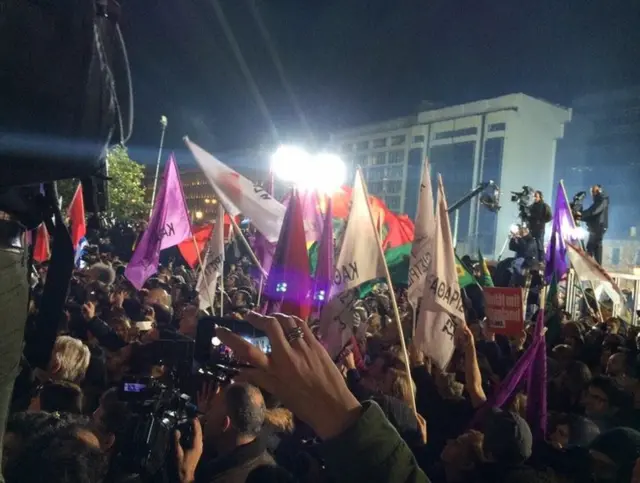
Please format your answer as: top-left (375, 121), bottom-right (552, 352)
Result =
top-left (591, 185), bottom-right (602, 198)
top-left (4, 412), bottom-right (104, 483)
top-left (549, 413), bottom-right (600, 448)
top-left (204, 383), bottom-right (266, 451)
top-left (606, 351), bottom-right (629, 378)
top-left (87, 263), bottom-right (116, 286)
top-left (534, 190), bottom-right (543, 203)
top-left (144, 287), bottom-right (171, 307)
top-left (482, 409), bottom-right (533, 464)
top-left (92, 388), bottom-right (132, 453)
top-left (48, 335), bottom-right (91, 384)
top-left (178, 304), bottom-right (199, 337)
top-left (382, 367), bottom-right (416, 407)
top-left (29, 381), bottom-right (84, 414)
top-left (440, 430), bottom-right (484, 474)
top-left (519, 226), bottom-right (530, 237)
top-left (583, 376), bottom-right (624, 419)
top-left (109, 316), bottom-right (132, 343)
top-left (589, 427), bottom-right (640, 482)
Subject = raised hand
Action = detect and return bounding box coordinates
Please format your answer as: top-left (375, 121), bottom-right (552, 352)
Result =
top-left (215, 312), bottom-right (362, 440)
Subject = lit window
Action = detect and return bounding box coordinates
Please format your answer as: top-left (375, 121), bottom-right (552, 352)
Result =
top-left (388, 150), bottom-right (404, 164)
top-left (391, 135), bottom-right (406, 146)
top-left (372, 152), bottom-right (386, 165)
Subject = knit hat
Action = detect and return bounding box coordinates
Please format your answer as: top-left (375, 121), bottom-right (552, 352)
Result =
top-left (483, 408), bottom-right (533, 464)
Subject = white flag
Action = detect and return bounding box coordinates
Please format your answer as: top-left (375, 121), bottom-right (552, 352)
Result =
top-left (416, 175), bottom-right (466, 370)
top-left (185, 138), bottom-right (286, 243)
top-left (567, 243), bottom-right (623, 298)
top-left (407, 158), bottom-right (435, 307)
top-left (319, 170), bottom-right (386, 358)
top-left (197, 207), bottom-right (226, 311)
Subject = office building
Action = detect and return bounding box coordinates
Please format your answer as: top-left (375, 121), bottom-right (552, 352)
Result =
top-left (332, 93), bottom-right (572, 257)
top-left (555, 86), bottom-right (640, 240)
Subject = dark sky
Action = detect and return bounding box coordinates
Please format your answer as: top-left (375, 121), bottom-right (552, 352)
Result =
top-left (122, 0), bottom-right (640, 164)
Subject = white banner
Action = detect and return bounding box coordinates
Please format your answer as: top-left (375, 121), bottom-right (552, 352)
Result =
top-left (416, 174), bottom-right (466, 369)
top-left (185, 138), bottom-right (286, 243)
top-left (407, 158), bottom-right (435, 307)
top-left (197, 207), bottom-right (226, 311)
top-left (319, 170), bottom-right (386, 358)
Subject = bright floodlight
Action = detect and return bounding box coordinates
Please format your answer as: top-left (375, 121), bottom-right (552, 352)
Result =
top-left (270, 145), bottom-right (310, 184)
top-left (299, 153), bottom-right (346, 193)
top-left (572, 226), bottom-right (589, 241)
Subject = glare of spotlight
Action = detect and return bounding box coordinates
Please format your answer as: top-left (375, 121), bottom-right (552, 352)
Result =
top-left (304, 153), bottom-right (346, 194)
top-left (276, 282), bottom-right (288, 293)
top-left (270, 145), bottom-right (310, 185)
top-left (509, 224), bottom-right (520, 234)
top-left (211, 337), bottom-right (221, 347)
top-left (572, 226), bottom-right (589, 241)
top-left (314, 290), bottom-right (326, 302)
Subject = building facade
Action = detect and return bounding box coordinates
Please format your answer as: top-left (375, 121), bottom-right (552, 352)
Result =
top-left (555, 86), bottom-right (640, 241)
top-left (332, 93), bottom-right (572, 257)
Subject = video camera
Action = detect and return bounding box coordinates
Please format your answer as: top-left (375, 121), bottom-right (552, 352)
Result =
top-left (113, 339), bottom-right (196, 479)
top-left (116, 375), bottom-right (197, 479)
top-left (510, 186), bottom-right (534, 225)
top-left (570, 191), bottom-right (587, 222)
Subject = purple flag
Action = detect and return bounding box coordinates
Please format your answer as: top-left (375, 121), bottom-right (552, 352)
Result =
top-left (526, 308), bottom-right (548, 440)
top-left (471, 333), bottom-right (543, 428)
top-left (544, 182), bottom-right (572, 283)
top-left (125, 154), bottom-right (192, 289)
top-left (313, 197), bottom-right (334, 307)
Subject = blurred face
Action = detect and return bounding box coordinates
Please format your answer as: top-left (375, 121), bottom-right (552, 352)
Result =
top-left (534, 192), bottom-right (542, 203)
top-left (441, 431), bottom-right (482, 468)
top-left (179, 305), bottom-right (199, 336)
top-left (549, 423), bottom-right (570, 448)
top-left (606, 353), bottom-right (626, 377)
top-left (591, 186), bottom-right (599, 198)
top-left (145, 288), bottom-right (169, 307)
top-left (203, 389), bottom-right (228, 442)
top-left (584, 386), bottom-right (610, 417)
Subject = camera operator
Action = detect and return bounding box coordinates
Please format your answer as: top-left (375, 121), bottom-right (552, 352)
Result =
top-left (509, 226), bottom-right (538, 263)
top-left (577, 185), bottom-right (609, 265)
top-left (528, 190), bottom-right (552, 262)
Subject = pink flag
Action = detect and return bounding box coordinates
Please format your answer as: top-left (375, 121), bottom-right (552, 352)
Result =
top-left (125, 154), bottom-right (192, 289)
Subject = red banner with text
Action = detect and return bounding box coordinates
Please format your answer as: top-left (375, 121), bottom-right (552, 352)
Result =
top-left (483, 287), bottom-right (524, 336)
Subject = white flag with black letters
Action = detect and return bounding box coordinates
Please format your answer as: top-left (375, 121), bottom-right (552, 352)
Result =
top-left (407, 158), bottom-right (435, 307)
top-left (319, 170), bottom-right (386, 358)
top-left (416, 174), bottom-right (466, 369)
top-left (197, 206), bottom-right (226, 311)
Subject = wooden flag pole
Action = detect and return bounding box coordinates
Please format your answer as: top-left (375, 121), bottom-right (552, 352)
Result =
top-left (358, 167), bottom-right (417, 415)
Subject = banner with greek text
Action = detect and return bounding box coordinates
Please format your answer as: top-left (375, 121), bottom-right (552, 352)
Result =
top-left (407, 158), bottom-right (435, 307)
top-left (319, 170), bottom-right (386, 358)
top-left (197, 207), bottom-right (226, 311)
top-left (185, 137), bottom-right (286, 243)
top-left (416, 174), bottom-right (465, 370)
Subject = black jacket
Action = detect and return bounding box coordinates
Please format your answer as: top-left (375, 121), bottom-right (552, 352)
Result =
top-left (509, 235), bottom-right (538, 261)
top-left (528, 201), bottom-right (552, 236)
top-left (581, 192), bottom-right (609, 233)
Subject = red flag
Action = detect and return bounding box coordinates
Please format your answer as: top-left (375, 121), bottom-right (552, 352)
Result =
top-left (33, 223), bottom-right (50, 263)
top-left (178, 215), bottom-right (235, 268)
top-left (67, 183), bottom-right (86, 249)
top-left (384, 212), bottom-right (415, 249)
top-left (265, 189), bottom-right (312, 320)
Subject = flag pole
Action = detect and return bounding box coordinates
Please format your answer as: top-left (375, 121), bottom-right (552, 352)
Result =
top-left (357, 167), bottom-right (417, 414)
top-left (150, 116), bottom-right (168, 216)
top-left (193, 236), bottom-right (216, 313)
top-left (228, 216), bottom-right (268, 278)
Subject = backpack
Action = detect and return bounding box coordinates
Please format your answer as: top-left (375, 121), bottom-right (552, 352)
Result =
top-left (0, 0), bottom-right (130, 188)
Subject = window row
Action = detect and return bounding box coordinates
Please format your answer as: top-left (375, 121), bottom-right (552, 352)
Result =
top-left (350, 150), bottom-right (405, 167)
top-left (367, 179), bottom-right (403, 195)
top-left (342, 135), bottom-right (407, 153)
top-left (364, 165), bottom-right (404, 181)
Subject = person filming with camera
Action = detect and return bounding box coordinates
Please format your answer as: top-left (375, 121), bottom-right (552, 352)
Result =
top-left (528, 190), bottom-right (552, 262)
top-left (577, 184), bottom-right (609, 265)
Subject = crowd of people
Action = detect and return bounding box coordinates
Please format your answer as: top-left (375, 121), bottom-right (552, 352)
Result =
top-left (4, 221), bottom-right (640, 483)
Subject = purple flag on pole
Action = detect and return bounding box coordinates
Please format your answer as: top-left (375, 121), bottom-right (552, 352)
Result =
top-left (526, 307), bottom-right (548, 440)
top-left (313, 197), bottom-right (334, 306)
top-left (471, 334), bottom-right (542, 428)
top-left (544, 182), bottom-right (572, 283)
top-left (125, 154), bottom-right (192, 289)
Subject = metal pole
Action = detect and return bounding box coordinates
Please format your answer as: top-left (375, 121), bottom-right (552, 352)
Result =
top-left (453, 209), bottom-right (460, 248)
top-left (150, 116), bottom-right (168, 215)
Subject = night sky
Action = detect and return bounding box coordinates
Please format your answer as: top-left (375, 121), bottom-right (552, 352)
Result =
top-left (123, 0), bottom-right (640, 163)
